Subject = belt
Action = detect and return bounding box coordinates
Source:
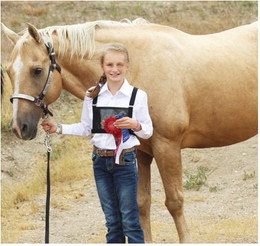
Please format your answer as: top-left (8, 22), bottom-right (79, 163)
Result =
top-left (93, 146), bottom-right (136, 157)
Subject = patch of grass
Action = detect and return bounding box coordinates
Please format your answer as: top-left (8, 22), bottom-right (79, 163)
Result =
top-left (209, 186), bottom-right (220, 192)
top-left (49, 145), bottom-right (62, 160)
top-left (9, 19), bottom-right (21, 27)
top-left (108, 2), bottom-right (118, 18)
top-left (51, 199), bottom-right (72, 211)
top-left (19, 221), bottom-right (40, 231)
top-left (183, 166), bottom-right (208, 191)
top-left (2, 168), bottom-right (45, 211)
top-left (243, 171), bottom-right (256, 181)
top-left (50, 136), bottom-right (93, 183)
top-left (190, 216), bottom-right (257, 243)
top-left (1, 224), bottom-right (22, 243)
top-left (22, 6), bottom-right (48, 16)
top-left (133, 4), bottom-right (145, 16)
top-left (1, 123), bottom-right (12, 132)
top-left (151, 221), bottom-right (179, 243)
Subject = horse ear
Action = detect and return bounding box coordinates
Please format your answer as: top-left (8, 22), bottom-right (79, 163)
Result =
top-left (1, 23), bottom-right (20, 45)
top-left (27, 23), bottom-right (42, 43)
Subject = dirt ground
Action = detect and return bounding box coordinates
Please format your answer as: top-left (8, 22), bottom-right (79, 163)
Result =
top-left (1, 125), bottom-right (257, 243)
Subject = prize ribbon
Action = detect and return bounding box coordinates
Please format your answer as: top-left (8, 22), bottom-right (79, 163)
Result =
top-left (103, 114), bottom-right (130, 156)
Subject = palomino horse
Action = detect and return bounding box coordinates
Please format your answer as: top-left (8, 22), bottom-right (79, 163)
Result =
top-left (2, 19), bottom-right (258, 243)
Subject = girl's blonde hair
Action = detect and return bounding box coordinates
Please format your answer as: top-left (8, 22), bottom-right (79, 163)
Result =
top-left (100, 42), bottom-right (130, 64)
top-left (87, 43), bottom-right (129, 98)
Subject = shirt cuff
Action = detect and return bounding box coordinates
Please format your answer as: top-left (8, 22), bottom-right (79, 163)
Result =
top-left (133, 123), bottom-right (152, 139)
top-left (60, 124), bottom-right (71, 135)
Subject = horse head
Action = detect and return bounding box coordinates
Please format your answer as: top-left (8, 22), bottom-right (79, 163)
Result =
top-left (2, 23), bottom-right (63, 140)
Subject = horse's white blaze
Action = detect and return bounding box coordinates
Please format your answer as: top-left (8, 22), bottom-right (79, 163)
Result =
top-left (12, 55), bottom-right (23, 125)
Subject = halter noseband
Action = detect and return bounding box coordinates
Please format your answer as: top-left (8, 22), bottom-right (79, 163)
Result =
top-left (10, 39), bottom-right (61, 117)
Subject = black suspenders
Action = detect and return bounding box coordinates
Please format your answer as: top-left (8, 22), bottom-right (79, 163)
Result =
top-left (128, 87), bottom-right (138, 117)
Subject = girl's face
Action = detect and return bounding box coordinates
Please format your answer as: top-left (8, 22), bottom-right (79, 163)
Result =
top-left (101, 51), bottom-right (129, 84)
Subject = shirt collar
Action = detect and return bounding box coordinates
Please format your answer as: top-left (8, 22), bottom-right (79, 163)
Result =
top-left (99, 79), bottom-right (133, 97)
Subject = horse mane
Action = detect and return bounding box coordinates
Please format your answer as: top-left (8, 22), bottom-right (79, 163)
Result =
top-left (39, 18), bottom-right (149, 60)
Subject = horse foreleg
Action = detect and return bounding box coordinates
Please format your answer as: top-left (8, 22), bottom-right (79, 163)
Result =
top-left (153, 140), bottom-right (191, 243)
top-left (137, 150), bottom-right (153, 243)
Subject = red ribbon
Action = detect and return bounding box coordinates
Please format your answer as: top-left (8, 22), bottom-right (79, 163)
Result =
top-left (103, 116), bottom-right (121, 135)
top-left (103, 116), bottom-right (122, 156)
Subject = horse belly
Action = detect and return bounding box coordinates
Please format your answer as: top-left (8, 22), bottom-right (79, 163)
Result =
top-left (181, 90), bottom-right (258, 148)
top-left (182, 124), bottom-right (257, 149)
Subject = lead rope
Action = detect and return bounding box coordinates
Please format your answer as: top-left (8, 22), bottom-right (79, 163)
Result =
top-left (44, 125), bottom-right (52, 243)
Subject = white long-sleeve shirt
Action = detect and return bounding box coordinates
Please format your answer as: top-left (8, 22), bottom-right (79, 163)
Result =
top-left (61, 79), bottom-right (153, 163)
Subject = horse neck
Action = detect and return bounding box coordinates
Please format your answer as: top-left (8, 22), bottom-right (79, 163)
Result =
top-left (51, 25), bottom-right (147, 100)
top-left (51, 36), bottom-right (101, 100)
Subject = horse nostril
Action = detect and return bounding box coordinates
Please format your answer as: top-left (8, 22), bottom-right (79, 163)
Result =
top-left (21, 123), bottom-right (28, 135)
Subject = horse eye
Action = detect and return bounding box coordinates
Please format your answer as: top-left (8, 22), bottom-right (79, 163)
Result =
top-left (33, 67), bottom-right (42, 76)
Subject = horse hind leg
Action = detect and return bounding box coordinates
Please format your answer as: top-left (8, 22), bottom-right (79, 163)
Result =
top-left (153, 140), bottom-right (191, 243)
top-left (137, 150), bottom-right (153, 243)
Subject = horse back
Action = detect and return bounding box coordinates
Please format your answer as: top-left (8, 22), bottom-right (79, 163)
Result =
top-left (181, 22), bottom-right (258, 148)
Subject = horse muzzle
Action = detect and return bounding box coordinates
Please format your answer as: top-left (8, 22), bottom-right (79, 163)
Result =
top-left (11, 112), bottom-right (40, 140)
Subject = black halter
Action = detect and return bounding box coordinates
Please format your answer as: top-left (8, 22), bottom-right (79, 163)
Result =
top-left (10, 40), bottom-right (61, 117)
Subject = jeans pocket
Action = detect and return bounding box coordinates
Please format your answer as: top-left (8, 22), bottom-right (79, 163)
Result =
top-left (122, 150), bottom-right (137, 165)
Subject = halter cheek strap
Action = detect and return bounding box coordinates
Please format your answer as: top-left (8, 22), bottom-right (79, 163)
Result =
top-left (10, 39), bottom-right (61, 117)
top-left (39, 41), bottom-right (61, 100)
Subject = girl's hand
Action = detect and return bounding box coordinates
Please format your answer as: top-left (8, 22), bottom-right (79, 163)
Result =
top-left (114, 117), bottom-right (141, 131)
top-left (40, 119), bottom-right (58, 134)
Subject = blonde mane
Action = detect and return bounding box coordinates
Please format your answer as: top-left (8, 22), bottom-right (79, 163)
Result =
top-left (39, 18), bottom-right (149, 60)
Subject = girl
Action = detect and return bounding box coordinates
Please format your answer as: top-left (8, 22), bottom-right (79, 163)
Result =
top-left (41, 43), bottom-right (153, 243)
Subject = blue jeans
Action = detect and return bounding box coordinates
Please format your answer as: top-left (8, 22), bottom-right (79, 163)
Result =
top-left (92, 150), bottom-right (144, 243)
